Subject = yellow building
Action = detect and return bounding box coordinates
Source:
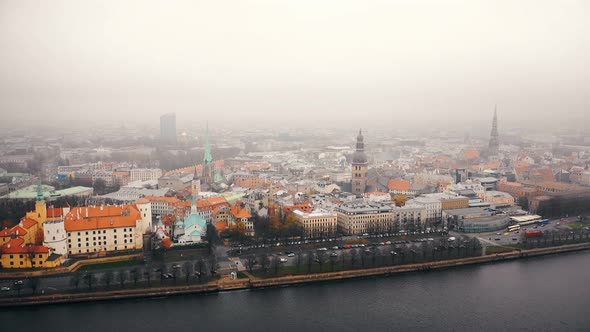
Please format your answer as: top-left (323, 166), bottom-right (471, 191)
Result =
top-left (0, 238), bottom-right (63, 269)
top-left (0, 180), bottom-right (65, 268)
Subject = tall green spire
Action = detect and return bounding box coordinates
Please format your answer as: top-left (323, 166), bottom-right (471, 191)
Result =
top-left (36, 177), bottom-right (44, 202)
top-left (203, 121), bottom-right (213, 165)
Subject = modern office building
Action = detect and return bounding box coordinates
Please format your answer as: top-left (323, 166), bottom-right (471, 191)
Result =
top-left (160, 112), bottom-right (177, 144)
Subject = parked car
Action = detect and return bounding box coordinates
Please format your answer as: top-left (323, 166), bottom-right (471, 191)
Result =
top-left (1, 287), bottom-right (10, 291)
top-left (287, 253), bottom-right (295, 257)
top-left (330, 252), bottom-right (338, 257)
top-left (317, 247), bottom-right (328, 251)
top-left (279, 258), bottom-right (288, 263)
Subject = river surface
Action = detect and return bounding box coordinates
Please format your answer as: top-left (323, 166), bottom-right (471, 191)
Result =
top-left (2, 251), bottom-right (590, 331)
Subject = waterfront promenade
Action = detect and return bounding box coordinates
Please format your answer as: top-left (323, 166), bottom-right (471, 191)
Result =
top-left (2, 242), bottom-right (589, 307)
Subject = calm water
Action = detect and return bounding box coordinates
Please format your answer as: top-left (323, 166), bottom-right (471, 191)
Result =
top-left (3, 251), bottom-right (590, 331)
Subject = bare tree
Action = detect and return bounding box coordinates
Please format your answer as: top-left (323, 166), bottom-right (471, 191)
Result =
top-left (70, 272), bottom-right (81, 290)
top-left (116, 270), bottom-right (128, 288)
top-left (260, 254), bottom-right (270, 273)
top-left (29, 277), bottom-right (40, 295)
top-left (143, 267), bottom-right (152, 287)
top-left (183, 261), bottom-right (193, 284)
top-left (296, 252), bottom-right (303, 272)
top-left (207, 255), bottom-right (219, 277)
top-left (350, 249), bottom-right (358, 269)
top-left (130, 268), bottom-right (140, 286)
top-left (195, 258), bottom-right (205, 281)
top-left (101, 270), bottom-right (114, 289)
top-left (83, 273), bottom-right (96, 291)
top-left (272, 256), bottom-right (280, 275)
top-left (307, 253), bottom-right (314, 273)
top-left (245, 254), bottom-right (256, 273)
top-left (317, 251), bottom-right (327, 272)
top-left (329, 254), bottom-right (338, 272)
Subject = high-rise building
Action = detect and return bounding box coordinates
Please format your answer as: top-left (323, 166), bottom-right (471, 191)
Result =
top-left (351, 129), bottom-right (368, 196)
top-left (160, 113), bottom-right (177, 144)
top-left (488, 107), bottom-right (499, 157)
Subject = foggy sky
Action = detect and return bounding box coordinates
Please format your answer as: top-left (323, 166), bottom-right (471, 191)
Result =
top-left (0, 0), bottom-right (588, 131)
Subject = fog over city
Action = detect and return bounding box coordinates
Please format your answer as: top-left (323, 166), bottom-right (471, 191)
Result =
top-left (0, 0), bottom-right (588, 131)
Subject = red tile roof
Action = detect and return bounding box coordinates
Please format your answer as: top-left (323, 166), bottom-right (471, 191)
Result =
top-left (0, 225), bottom-right (27, 237)
top-left (1, 238), bottom-right (49, 254)
top-left (47, 207), bottom-right (64, 218)
top-left (21, 218), bottom-right (38, 229)
top-left (230, 204), bottom-right (252, 219)
top-left (388, 179), bottom-right (411, 191)
top-left (64, 205), bottom-right (141, 232)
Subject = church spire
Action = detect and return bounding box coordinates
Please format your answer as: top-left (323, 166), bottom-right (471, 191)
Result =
top-left (36, 177), bottom-right (44, 202)
top-left (203, 121), bottom-right (213, 165)
top-left (488, 106), bottom-right (499, 156)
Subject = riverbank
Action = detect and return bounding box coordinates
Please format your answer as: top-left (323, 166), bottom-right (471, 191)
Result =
top-left (2, 242), bottom-right (589, 307)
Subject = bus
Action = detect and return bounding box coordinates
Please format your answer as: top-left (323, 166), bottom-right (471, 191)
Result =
top-left (508, 224), bottom-right (521, 232)
top-left (537, 219), bottom-right (550, 225)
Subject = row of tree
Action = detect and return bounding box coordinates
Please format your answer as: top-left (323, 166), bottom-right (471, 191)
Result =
top-left (68, 257), bottom-right (220, 293)
top-left (244, 236), bottom-right (482, 276)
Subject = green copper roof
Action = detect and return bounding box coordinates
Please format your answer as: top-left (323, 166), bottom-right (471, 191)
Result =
top-left (214, 173), bottom-right (223, 183)
top-left (36, 178), bottom-right (44, 202)
top-left (203, 122), bottom-right (213, 164)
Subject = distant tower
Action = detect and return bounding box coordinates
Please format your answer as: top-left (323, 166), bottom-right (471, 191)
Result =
top-left (201, 122), bottom-right (215, 185)
top-left (34, 177), bottom-right (47, 223)
top-left (351, 129), bottom-right (368, 197)
top-left (488, 107), bottom-right (499, 156)
top-left (160, 113), bottom-right (177, 144)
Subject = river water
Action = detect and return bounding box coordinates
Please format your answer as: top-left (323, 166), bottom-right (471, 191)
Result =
top-left (3, 251), bottom-right (590, 331)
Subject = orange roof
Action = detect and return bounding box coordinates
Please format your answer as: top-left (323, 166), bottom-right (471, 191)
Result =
top-left (21, 218), bottom-right (38, 229)
top-left (64, 205), bottom-right (141, 232)
top-left (388, 179), bottom-right (411, 191)
top-left (230, 204), bottom-right (252, 219)
top-left (2, 238), bottom-right (49, 254)
top-left (47, 207), bottom-right (64, 218)
top-left (197, 196), bottom-right (229, 210)
top-left (215, 221), bottom-right (228, 232)
top-left (0, 225), bottom-right (27, 237)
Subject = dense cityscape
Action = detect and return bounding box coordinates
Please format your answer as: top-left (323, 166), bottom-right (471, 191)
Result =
top-left (2, 1), bottom-right (590, 330)
top-left (1, 110), bottom-right (590, 296)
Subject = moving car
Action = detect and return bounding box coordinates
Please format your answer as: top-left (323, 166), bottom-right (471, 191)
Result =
top-left (287, 253), bottom-right (295, 257)
top-left (279, 258), bottom-right (288, 263)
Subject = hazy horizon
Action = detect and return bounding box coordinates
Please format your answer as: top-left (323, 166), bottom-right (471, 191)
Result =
top-left (1, 0), bottom-right (588, 131)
